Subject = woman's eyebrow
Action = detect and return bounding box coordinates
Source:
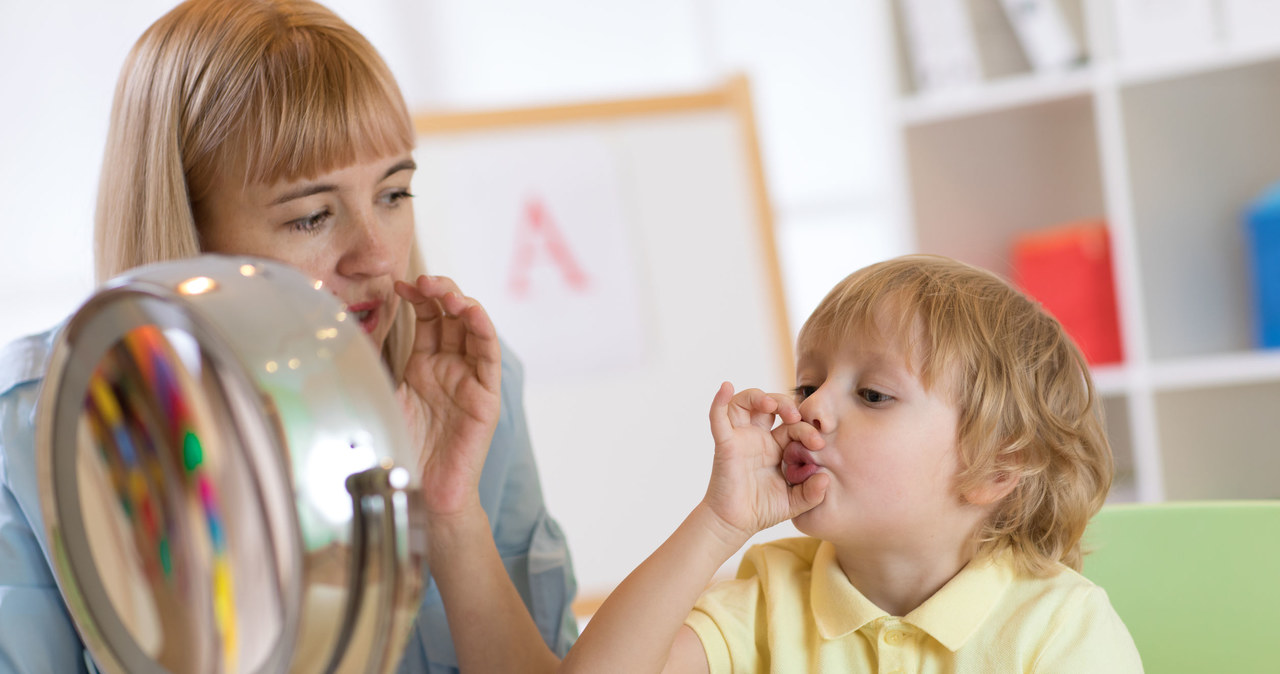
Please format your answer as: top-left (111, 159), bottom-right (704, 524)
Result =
top-left (271, 183), bottom-right (336, 205)
top-left (382, 158), bottom-right (417, 179)
top-left (268, 159), bottom-right (417, 205)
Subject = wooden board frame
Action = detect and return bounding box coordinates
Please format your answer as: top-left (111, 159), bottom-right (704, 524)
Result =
top-left (411, 74), bottom-right (792, 380)
top-left (409, 75), bottom-right (794, 614)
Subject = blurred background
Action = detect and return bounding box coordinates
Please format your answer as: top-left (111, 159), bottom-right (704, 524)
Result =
top-left (5, 0), bottom-right (1280, 610)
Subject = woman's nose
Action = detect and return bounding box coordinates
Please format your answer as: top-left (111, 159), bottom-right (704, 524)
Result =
top-left (336, 208), bottom-right (396, 278)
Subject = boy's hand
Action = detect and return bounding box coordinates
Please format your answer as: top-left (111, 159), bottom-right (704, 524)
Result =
top-left (394, 275), bottom-right (502, 520)
top-left (703, 382), bottom-right (828, 546)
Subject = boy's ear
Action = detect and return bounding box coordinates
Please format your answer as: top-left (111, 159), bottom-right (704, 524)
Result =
top-left (965, 470), bottom-right (1020, 506)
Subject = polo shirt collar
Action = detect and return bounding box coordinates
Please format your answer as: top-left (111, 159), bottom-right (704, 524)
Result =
top-left (809, 541), bottom-right (1012, 651)
top-left (811, 541), bottom-right (887, 639)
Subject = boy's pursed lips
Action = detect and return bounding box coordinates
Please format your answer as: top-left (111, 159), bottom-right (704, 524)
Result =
top-left (782, 441), bottom-right (822, 485)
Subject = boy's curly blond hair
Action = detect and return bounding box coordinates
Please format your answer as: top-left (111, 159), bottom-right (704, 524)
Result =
top-left (800, 254), bottom-right (1113, 576)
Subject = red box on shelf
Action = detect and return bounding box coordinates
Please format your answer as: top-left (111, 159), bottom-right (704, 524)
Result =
top-left (1011, 220), bottom-right (1124, 366)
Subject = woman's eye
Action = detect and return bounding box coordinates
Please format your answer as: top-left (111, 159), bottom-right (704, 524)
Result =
top-left (859, 388), bottom-right (892, 405)
top-left (288, 208), bottom-right (330, 234)
top-left (793, 385), bottom-right (817, 401)
top-left (382, 188), bottom-right (414, 207)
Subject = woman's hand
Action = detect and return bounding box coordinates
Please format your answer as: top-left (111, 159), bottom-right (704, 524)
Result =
top-left (394, 275), bottom-right (502, 520)
top-left (703, 383), bottom-right (828, 546)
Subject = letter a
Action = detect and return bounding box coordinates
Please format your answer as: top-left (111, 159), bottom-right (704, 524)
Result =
top-left (507, 197), bottom-right (590, 298)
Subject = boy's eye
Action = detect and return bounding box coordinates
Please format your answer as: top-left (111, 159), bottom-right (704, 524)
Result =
top-left (859, 388), bottom-right (892, 405)
top-left (288, 207), bottom-right (331, 234)
top-left (793, 385), bottom-right (817, 401)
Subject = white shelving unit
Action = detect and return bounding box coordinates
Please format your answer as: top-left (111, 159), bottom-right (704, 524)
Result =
top-left (881, 0), bottom-right (1280, 503)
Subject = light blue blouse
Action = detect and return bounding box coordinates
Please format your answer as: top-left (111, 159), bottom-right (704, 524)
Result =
top-left (0, 327), bottom-right (578, 674)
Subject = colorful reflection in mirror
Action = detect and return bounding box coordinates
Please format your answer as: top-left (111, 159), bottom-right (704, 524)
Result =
top-left (76, 323), bottom-right (280, 672)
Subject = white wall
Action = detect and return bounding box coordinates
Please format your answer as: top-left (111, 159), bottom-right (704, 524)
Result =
top-left (0, 0), bottom-right (903, 598)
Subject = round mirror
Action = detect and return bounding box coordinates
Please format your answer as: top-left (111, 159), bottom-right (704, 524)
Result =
top-left (36, 255), bottom-right (425, 674)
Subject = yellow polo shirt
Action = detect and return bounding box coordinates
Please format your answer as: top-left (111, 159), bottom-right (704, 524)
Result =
top-left (686, 537), bottom-right (1142, 673)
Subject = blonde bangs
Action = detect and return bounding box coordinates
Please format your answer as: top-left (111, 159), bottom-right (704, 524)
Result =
top-left (184, 0), bottom-right (415, 203)
top-left (239, 27), bottom-right (414, 185)
top-left (799, 258), bottom-right (965, 395)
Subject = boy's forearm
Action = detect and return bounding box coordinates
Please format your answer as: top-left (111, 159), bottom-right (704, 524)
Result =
top-left (561, 503), bottom-right (749, 674)
top-left (426, 505), bottom-right (561, 674)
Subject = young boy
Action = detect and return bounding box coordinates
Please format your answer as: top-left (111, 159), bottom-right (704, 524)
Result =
top-left (562, 254), bottom-right (1143, 672)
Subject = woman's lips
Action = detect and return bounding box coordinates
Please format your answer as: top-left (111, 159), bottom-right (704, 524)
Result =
top-left (781, 441), bottom-right (821, 485)
top-left (347, 300), bottom-right (381, 335)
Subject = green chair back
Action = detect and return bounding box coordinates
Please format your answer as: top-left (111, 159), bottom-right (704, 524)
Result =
top-left (1081, 500), bottom-right (1280, 673)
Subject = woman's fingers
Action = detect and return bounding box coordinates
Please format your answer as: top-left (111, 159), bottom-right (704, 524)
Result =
top-left (457, 302), bottom-right (502, 390)
top-left (397, 275), bottom-right (497, 360)
top-left (395, 279), bottom-right (445, 353)
top-left (415, 276), bottom-right (468, 354)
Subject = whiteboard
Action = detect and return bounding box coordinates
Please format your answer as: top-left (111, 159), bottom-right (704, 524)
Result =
top-left (410, 76), bottom-right (793, 602)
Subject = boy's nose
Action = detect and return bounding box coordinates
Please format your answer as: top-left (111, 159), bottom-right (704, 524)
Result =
top-left (799, 395), bottom-right (829, 433)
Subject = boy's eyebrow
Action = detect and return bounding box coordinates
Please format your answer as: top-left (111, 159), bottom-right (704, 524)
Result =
top-left (269, 158), bottom-right (418, 205)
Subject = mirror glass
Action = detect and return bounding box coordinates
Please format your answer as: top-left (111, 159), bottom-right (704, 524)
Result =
top-left (75, 323), bottom-right (284, 672)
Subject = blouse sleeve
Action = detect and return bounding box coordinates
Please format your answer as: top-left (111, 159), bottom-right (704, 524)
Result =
top-left (396, 341), bottom-right (579, 673)
top-left (484, 341), bottom-right (579, 655)
top-left (0, 333), bottom-right (92, 674)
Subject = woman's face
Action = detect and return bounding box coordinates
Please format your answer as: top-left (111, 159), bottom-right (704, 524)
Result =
top-left (198, 152), bottom-right (417, 350)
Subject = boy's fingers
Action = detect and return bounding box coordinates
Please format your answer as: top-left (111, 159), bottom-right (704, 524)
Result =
top-left (767, 392), bottom-right (801, 424)
top-left (730, 388), bottom-right (774, 413)
top-left (709, 381), bottom-right (736, 443)
top-left (790, 473), bottom-right (829, 515)
top-left (772, 420), bottom-right (824, 452)
top-left (730, 388), bottom-right (779, 430)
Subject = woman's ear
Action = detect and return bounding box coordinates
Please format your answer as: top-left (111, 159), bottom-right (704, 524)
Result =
top-left (966, 470), bottom-right (1020, 506)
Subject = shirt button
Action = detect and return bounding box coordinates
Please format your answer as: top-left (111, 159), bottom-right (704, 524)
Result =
top-left (884, 629), bottom-right (909, 645)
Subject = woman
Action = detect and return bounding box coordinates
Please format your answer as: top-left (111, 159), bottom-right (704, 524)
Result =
top-left (0, 1), bottom-right (576, 672)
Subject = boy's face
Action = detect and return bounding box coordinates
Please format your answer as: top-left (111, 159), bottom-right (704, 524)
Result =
top-left (788, 310), bottom-right (991, 556)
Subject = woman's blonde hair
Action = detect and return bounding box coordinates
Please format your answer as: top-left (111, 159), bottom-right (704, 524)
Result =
top-left (800, 254), bottom-right (1114, 577)
top-left (95, 0), bottom-right (422, 379)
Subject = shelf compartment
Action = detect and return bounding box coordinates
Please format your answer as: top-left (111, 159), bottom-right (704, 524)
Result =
top-left (1090, 363), bottom-right (1128, 396)
top-left (1117, 41), bottom-right (1280, 89)
top-left (1121, 58), bottom-right (1280, 360)
top-left (1101, 394), bottom-right (1137, 503)
top-left (1155, 379), bottom-right (1280, 500)
top-left (897, 70), bottom-right (1094, 127)
top-left (1149, 349), bottom-right (1280, 392)
top-left (904, 95), bottom-right (1106, 280)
